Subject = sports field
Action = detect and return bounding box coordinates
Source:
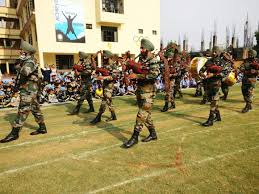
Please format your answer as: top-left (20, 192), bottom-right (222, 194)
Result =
top-left (0, 85), bottom-right (258, 194)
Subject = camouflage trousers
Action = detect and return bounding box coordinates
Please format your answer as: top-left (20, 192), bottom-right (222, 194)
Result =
top-left (221, 81), bottom-right (229, 97)
top-left (195, 80), bottom-right (203, 94)
top-left (207, 80), bottom-right (221, 112)
top-left (164, 79), bottom-right (175, 104)
top-left (174, 77), bottom-right (182, 97)
top-left (77, 83), bottom-right (93, 106)
top-left (242, 83), bottom-right (255, 105)
top-left (134, 84), bottom-right (156, 132)
top-left (202, 79), bottom-right (209, 101)
top-left (13, 91), bottom-right (44, 128)
top-left (99, 82), bottom-right (115, 114)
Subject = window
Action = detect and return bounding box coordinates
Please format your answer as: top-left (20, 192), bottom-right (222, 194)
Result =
top-left (152, 30), bottom-right (157, 35)
top-left (86, 24), bottom-right (92, 29)
top-left (0, 0), bottom-right (6, 7)
top-left (102, 0), bottom-right (124, 14)
top-left (138, 29), bottom-right (143, 34)
top-left (56, 55), bottom-right (74, 69)
top-left (101, 26), bottom-right (118, 42)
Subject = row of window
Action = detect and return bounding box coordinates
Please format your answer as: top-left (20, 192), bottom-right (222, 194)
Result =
top-left (86, 25), bottom-right (157, 42)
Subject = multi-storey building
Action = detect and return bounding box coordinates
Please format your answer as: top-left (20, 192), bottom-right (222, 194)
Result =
top-left (17, 0), bottom-right (160, 70)
top-left (0, 0), bottom-right (20, 75)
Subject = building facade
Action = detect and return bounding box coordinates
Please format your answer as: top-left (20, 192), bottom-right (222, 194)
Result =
top-left (17, 0), bottom-right (160, 70)
top-left (0, 0), bottom-right (20, 75)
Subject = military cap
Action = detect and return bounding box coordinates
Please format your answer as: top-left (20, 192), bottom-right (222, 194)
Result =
top-left (20, 40), bottom-right (36, 54)
top-left (248, 49), bottom-right (257, 57)
top-left (103, 50), bottom-right (113, 58)
top-left (79, 51), bottom-right (88, 59)
top-left (140, 38), bottom-right (154, 51)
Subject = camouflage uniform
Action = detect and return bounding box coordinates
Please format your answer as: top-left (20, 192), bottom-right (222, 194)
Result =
top-left (90, 50), bottom-right (119, 123)
top-left (1, 41), bottom-right (46, 143)
top-left (174, 56), bottom-right (187, 98)
top-left (124, 38), bottom-right (160, 148)
top-left (70, 52), bottom-right (95, 114)
top-left (239, 50), bottom-right (258, 113)
top-left (200, 47), bottom-right (224, 127)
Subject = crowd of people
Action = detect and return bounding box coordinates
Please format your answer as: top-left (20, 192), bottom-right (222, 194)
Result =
top-left (0, 67), bottom-right (198, 109)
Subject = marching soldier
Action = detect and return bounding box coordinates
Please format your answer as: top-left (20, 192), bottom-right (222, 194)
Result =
top-left (90, 50), bottom-right (118, 124)
top-left (199, 46), bottom-right (223, 127)
top-left (239, 49), bottom-right (259, 113)
top-left (69, 51), bottom-right (96, 115)
top-left (160, 51), bottom-right (177, 112)
top-left (123, 39), bottom-right (160, 148)
top-left (0, 40), bottom-right (47, 143)
top-left (220, 52), bottom-right (235, 100)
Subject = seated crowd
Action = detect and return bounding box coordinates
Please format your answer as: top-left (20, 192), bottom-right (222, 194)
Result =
top-left (0, 68), bottom-right (198, 109)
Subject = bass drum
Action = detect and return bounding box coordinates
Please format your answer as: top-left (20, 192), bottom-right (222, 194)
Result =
top-left (223, 71), bottom-right (237, 86)
top-left (189, 57), bottom-right (208, 80)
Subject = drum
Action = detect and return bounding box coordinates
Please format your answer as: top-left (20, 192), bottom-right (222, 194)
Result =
top-left (189, 57), bottom-right (208, 80)
top-left (223, 71), bottom-right (237, 86)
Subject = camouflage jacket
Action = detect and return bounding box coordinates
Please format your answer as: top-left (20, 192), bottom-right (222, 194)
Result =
top-left (80, 60), bottom-right (95, 84)
top-left (18, 57), bottom-right (42, 93)
top-left (239, 58), bottom-right (259, 85)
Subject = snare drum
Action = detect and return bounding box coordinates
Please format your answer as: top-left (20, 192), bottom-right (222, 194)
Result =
top-left (223, 71), bottom-right (237, 86)
top-left (189, 57), bottom-right (208, 80)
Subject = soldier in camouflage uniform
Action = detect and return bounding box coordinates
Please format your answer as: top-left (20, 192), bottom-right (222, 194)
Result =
top-left (239, 49), bottom-right (258, 113)
top-left (220, 52), bottom-right (235, 100)
top-left (160, 51), bottom-right (177, 112)
top-left (1, 40), bottom-right (46, 143)
top-left (90, 50), bottom-right (119, 124)
top-left (123, 39), bottom-right (160, 148)
top-left (69, 51), bottom-right (95, 115)
top-left (199, 46), bottom-right (224, 127)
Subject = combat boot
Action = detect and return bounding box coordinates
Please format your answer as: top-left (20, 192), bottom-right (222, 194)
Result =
top-left (0, 127), bottom-right (20, 143)
top-left (202, 111), bottom-right (215, 127)
top-left (142, 128), bottom-right (157, 142)
top-left (170, 102), bottom-right (176, 109)
top-left (69, 104), bottom-right (81, 115)
top-left (90, 113), bottom-right (102, 124)
top-left (30, 123), bottom-right (47, 135)
top-left (200, 99), bottom-right (207, 105)
top-left (220, 95), bottom-right (227, 101)
top-left (85, 103), bottom-right (95, 113)
top-left (123, 130), bottom-right (139, 148)
top-left (106, 111), bottom-right (117, 122)
top-left (161, 102), bottom-right (169, 112)
top-left (214, 110), bottom-right (221, 122)
top-left (242, 103), bottom-right (252, 113)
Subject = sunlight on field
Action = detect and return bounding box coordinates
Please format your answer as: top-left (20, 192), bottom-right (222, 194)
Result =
top-left (0, 85), bottom-right (258, 194)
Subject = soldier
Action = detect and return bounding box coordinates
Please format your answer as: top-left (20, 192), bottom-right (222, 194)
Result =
top-left (0, 40), bottom-right (47, 143)
top-left (220, 52), bottom-right (235, 100)
top-left (199, 46), bottom-right (223, 127)
top-left (239, 49), bottom-right (259, 113)
top-left (69, 51), bottom-right (96, 115)
top-left (123, 39), bottom-right (160, 148)
top-left (160, 51), bottom-right (177, 112)
top-left (90, 50), bottom-right (118, 124)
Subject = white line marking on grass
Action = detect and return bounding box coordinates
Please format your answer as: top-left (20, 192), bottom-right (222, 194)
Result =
top-left (86, 145), bottom-right (259, 194)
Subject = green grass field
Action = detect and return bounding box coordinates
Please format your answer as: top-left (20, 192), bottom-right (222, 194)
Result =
top-left (0, 85), bottom-right (258, 194)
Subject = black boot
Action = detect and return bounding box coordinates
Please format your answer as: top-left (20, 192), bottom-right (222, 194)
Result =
top-left (214, 110), bottom-right (221, 122)
top-left (0, 127), bottom-right (20, 143)
top-left (220, 95), bottom-right (227, 101)
top-left (200, 99), bottom-right (207, 105)
top-left (69, 104), bottom-right (81, 115)
top-left (106, 112), bottom-right (117, 122)
top-left (30, 123), bottom-right (47, 135)
top-left (202, 111), bottom-right (215, 127)
top-left (242, 103), bottom-right (252, 113)
top-left (123, 130), bottom-right (139, 148)
top-left (90, 113), bottom-right (102, 124)
top-left (161, 102), bottom-right (169, 112)
top-left (142, 128), bottom-right (157, 142)
top-left (170, 102), bottom-right (176, 109)
top-left (85, 103), bottom-right (95, 113)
